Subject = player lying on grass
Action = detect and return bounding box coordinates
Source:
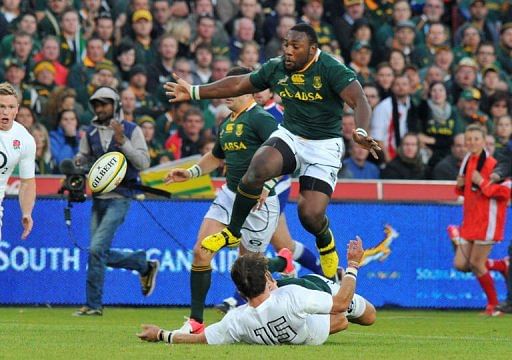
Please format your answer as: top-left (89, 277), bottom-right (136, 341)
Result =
top-left (137, 237), bottom-right (376, 345)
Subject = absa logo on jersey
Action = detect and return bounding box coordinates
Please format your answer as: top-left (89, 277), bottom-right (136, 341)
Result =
top-left (13, 140), bottom-right (20, 150)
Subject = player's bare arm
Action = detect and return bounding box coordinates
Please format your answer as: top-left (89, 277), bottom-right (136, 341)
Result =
top-left (331, 237), bottom-right (364, 313)
top-left (137, 324), bottom-right (207, 344)
top-left (18, 177), bottom-right (36, 240)
top-left (340, 82), bottom-right (381, 158)
top-left (164, 151), bottom-right (223, 184)
top-left (164, 73), bottom-right (259, 103)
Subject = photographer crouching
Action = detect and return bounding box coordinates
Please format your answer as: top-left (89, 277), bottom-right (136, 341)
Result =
top-left (72, 87), bottom-right (159, 316)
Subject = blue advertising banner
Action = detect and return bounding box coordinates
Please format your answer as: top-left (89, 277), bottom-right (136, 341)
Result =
top-left (1, 198), bottom-right (509, 308)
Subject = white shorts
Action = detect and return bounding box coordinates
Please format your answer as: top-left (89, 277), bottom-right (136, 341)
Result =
top-left (204, 185), bottom-right (280, 252)
top-left (307, 274), bottom-right (367, 319)
top-left (270, 125), bottom-right (344, 191)
top-left (457, 238), bottom-right (497, 245)
top-left (304, 314), bottom-right (330, 345)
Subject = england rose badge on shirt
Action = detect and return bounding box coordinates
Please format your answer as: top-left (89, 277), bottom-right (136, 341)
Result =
top-left (13, 139), bottom-right (20, 150)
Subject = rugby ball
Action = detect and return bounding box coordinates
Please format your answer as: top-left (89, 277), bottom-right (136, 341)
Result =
top-left (87, 152), bottom-right (127, 193)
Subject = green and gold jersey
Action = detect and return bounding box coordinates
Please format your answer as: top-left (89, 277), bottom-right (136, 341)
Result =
top-left (250, 50), bottom-right (356, 140)
top-left (212, 102), bottom-right (278, 192)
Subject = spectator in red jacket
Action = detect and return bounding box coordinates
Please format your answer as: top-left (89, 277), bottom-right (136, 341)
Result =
top-left (453, 124), bottom-right (511, 316)
top-left (165, 107), bottom-right (206, 160)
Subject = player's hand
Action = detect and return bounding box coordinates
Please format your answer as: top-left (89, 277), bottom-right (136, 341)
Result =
top-left (164, 168), bottom-right (191, 183)
top-left (489, 173), bottom-right (501, 183)
top-left (456, 175), bottom-right (465, 188)
top-left (164, 73), bottom-right (192, 103)
top-left (136, 324), bottom-right (161, 342)
top-left (21, 214), bottom-right (33, 240)
top-left (471, 170), bottom-right (483, 186)
top-left (110, 120), bottom-right (126, 145)
top-left (352, 129), bottom-right (381, 159)
top-left (346, 236), bottom-right (364, 265)
top-left (253, 188), bottom-right (269, 211)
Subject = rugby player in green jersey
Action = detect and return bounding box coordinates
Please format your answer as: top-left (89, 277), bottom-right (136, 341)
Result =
top-left (164, 23), bottom-right (380, 281)
top-left (164, 67), bottom-right (295, 334)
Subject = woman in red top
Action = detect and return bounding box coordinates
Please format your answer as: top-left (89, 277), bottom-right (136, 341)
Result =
top-left (453, 124), bottom-right (511, 316)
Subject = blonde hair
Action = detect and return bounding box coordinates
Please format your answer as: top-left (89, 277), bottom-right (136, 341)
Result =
top-left (465, 123), bottom-right (487, 137)
top-left (0, 82), bottom-right (18, 97)
top-left (30, 123), bottom-right (52, 162)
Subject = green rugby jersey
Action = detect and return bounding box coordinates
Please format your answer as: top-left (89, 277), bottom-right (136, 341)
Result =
top-left (250, 50), bottom-right (357, 140)
top-left (212, 102), bottom-right (278, 192)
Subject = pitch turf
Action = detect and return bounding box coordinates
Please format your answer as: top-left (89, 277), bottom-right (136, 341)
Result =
top-left (1, 307), bottom-right (511, 359)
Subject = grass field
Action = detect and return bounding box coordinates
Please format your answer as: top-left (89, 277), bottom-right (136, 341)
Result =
top-left (1, 307), bottom-right (511, 359)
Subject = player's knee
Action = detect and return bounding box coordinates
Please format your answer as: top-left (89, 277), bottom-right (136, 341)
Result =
top-left (453, 258), bottom-right (469, 272)
top-left (193, 243), bottom-right (213, 265)
top-left (360, 304), bottom-right (377, 326)
top-left (244, 164), bottom-right (271, 187)
top-left (298, 207), bottom-right (325, 233)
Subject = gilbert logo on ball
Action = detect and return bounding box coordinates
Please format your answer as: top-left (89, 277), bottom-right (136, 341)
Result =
top-left (87, 152), bottom-right (127, 193)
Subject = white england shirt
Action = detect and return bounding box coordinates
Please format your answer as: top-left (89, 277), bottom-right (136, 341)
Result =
top-left (0, 121), bottom-right (36, 237)
top-left (204, 285), bottom-right (333, 345)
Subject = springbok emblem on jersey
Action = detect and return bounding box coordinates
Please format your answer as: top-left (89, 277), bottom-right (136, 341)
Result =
top-left (359, 225), bottom-right (399, 267)
top-left (312, 76), bottom-right (322, 90)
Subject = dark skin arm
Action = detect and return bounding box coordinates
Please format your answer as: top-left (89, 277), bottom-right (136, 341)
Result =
top-left (164, 73), bottom-right (258, 102)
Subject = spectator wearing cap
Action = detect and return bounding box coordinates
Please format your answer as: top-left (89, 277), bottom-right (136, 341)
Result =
top-left (138, 115), bottom-right (165, 166)
top-left (147, 34), bottom-right (178, 91)
top-left (128, 64), bottom-right (163, 119)
top-left (454, 87), bottom-right (493, 134)
top-left (455, 0), bottom-right (499, 45)
top-left (334, 0), bottom-right (365, 60)
top-left (94, 14), bottom-right (116, 61)
top-left (151, 0), bottom-right (173, 39)
top-left (496, 22), bottom-right (512, 75)
top-left (189, 14), bottom-right (229, 57)
top-left (412, 0), bottom-right (445, 45)
top-left (34, 36), bottom-right (69, 86)
top-left (0, 12), bottom-right (41, 57)
top-left (68, 37), bottom-right (106, 103)
top-left (411, 22), bottom-right (448, 68)
top-left (349, 41), bottom-right (374, 85)
top-left (480, 66), bottom-right (509, 114)
top-left (225, 0), bottom-right (265, 44)
top-left (453, 25), bottom-right (481, 64)
top-left (83, 60), bottom-right (119, 107)
top-left (29, 61), bottom-right (57, 117)
top-left (262, 0), bottom-right (296, 45)
top-left (1, 58), bottom-right (30, 107)
top-left (447, 57), bottom-right (479, 103)
top-left (265, 14), bottom-right (296, 59)
top-left (375, 0), bottom-right (412, 57)
top-left (59, 8), bottom-right (86, 67)
top-left (38, 0), bottom-right (72, 38)
top-left (386, 20), bottom-right (417, 63)
top-left (128, 9), bottom-right (158, 64)
top-left (300, 0), bottom-right (338, 55)
top-left (115, 40), bottom-right (137, 88)
top-left (187, 0), bottom-right (230, 49)
top-left (164, 107), bottom-right (207, 160)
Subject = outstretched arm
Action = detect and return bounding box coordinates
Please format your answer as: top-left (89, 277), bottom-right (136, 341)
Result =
top-left (164, 73), bottom-right (260, 103)
top-left (137, 324), bottom-right (208, 344)
top-left (165, 151), bottom-right (223, 184)
top-left (331, 237), bottom-right (364, 313)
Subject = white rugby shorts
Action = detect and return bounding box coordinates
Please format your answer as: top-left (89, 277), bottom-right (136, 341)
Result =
top-left (269, 125), bottom-right (344, 191)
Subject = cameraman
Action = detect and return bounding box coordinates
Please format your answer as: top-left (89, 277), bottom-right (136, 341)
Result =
top-left (73, 87), bottom-right (158, 316)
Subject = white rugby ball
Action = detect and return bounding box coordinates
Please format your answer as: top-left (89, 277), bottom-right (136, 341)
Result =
top-left (87, 152), bottom-right (127, 193)
top-left (355, 128), bottom-right (368, 137)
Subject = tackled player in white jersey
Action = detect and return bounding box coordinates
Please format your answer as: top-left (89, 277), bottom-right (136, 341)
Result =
top-left (137, 237), bottom-right (376, 345)
top-left (0, 82), bottom-right (36, 240)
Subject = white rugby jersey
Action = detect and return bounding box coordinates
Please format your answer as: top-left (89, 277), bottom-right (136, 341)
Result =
top-left (0, 121), bottom-right (36, 201)
top-left (204, 285), bottom-right (333, 345)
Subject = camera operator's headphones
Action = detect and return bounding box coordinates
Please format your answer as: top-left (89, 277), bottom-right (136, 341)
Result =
top-left (89, 86), bottom-right (122, 118)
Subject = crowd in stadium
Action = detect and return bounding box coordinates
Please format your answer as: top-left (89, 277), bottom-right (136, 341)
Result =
top-left (0, 0), bottom-right (511, 180)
